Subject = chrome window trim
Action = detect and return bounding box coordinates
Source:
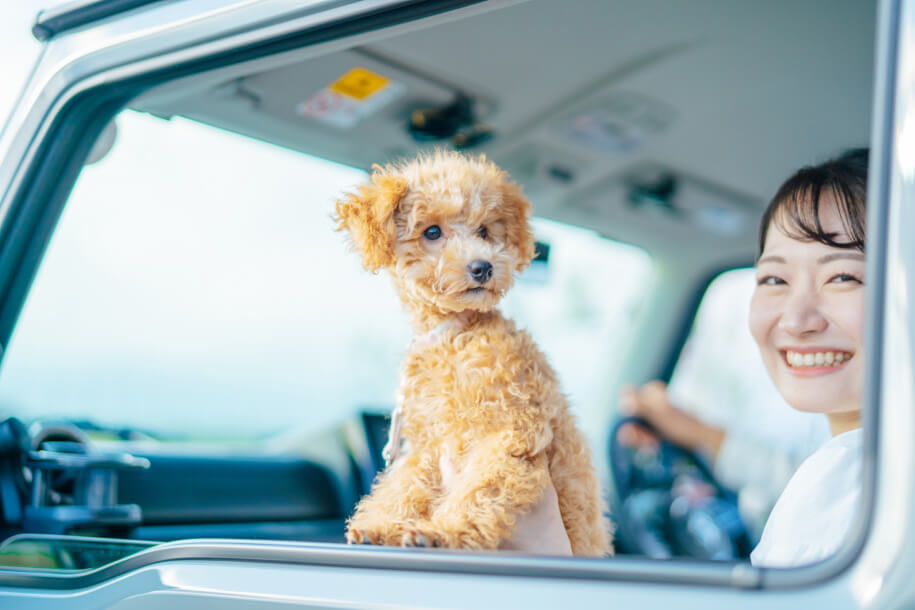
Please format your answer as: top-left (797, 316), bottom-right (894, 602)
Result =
top-left (0, 0), bottom-right (906, 597)
top-left (0, 539), bottom-right (763, 590)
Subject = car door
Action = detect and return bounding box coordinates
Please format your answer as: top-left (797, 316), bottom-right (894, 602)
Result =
top-left (0, 0), bottom-right (913, 608)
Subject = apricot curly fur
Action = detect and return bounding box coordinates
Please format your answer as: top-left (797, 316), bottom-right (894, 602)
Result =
top-left (334, 171), bottom-right (408, 272)
top-left (336, 150), bottom-right (612, 557)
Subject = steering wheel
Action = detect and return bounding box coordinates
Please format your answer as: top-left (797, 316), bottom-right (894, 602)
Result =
top-left (609, 416), bottom-right (752, 560)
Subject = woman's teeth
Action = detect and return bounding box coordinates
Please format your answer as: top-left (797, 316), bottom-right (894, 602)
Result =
top-left (785, 350), bottom-right (853, 368)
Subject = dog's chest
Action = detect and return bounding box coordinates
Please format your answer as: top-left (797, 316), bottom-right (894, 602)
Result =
top-left (399, 343), bottom-right (465, 421)
top-left (399, 326), bottom-right (531, 431)
top-left (398, 327), bottom-right (490, 419)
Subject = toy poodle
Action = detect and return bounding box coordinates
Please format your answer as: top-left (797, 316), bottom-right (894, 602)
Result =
top-left (334, 150), bottom-right (612, 557)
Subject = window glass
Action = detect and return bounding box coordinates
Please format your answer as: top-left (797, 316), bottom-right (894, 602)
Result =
top-left (0, 111), bottom-right (651, 443)
top-left (0, 535), bottom-right (154, 571)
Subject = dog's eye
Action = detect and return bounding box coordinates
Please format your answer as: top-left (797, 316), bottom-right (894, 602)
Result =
top-left (423, 225), bottom-right (443, 241)
top-left (477, 225), bottom-right (488, 239)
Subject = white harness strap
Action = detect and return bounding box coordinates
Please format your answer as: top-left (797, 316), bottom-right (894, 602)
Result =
top-left (382, 315), bottom-right (469, 467)
top-left (382, 383), bottom-right (405, 466)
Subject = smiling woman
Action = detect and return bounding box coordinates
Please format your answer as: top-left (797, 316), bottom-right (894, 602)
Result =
top-left (749, 148), bottom-right (868, 567)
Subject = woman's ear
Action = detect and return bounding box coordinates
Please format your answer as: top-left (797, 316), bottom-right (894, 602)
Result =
top-left (334, 171), bottom-right (408, 272)
top-left (500, 179), bottom-right (536, 273)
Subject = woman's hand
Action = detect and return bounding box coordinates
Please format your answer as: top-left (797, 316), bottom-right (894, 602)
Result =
top-left (618, 381), bottom-right (726, 458)
top-left (499, 478), bottom-right (572, 555)
top-left (439, 452), bottom-right (572, 555)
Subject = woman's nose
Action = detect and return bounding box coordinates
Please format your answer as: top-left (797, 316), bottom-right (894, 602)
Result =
top-left (778, 289), bottom-right (828, 336)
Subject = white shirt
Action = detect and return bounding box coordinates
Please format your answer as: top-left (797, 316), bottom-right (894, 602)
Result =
top-left (750, 428), bottom-right (863, 567)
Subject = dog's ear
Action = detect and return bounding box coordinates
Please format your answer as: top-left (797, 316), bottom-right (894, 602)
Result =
top-left (334, 170), bottom-right (408, 272)
top-left (500, 180), bottom-right (537, 273)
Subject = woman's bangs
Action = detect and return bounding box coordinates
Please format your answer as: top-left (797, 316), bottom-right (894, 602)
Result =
top-left (771, 183), bottom-right (865, 252)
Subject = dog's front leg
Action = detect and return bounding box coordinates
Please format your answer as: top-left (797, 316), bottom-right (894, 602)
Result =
top-left (345, 451), bottom-right (440, 546)
top-left (417, 435), bottom-right (551, 550)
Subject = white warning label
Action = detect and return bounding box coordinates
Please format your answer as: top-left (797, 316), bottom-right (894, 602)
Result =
top-left (297, 67), bottom-right (405, 129)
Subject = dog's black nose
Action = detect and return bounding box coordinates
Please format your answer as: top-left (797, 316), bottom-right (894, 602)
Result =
top-left (468, 260), bottom-right (493, 284)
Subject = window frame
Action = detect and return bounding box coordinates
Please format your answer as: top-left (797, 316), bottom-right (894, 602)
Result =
top-left (0, 0), bottom-right (901, 595)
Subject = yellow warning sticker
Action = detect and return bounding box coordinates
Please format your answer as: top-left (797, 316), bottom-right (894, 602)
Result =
top-left (298, 67), bottom-right (404, 129)
top-left (329, 67), bottom-right (390, 101)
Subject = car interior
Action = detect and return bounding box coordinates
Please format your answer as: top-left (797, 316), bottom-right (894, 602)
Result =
top-left (0, 0), bottom-right (876, 569)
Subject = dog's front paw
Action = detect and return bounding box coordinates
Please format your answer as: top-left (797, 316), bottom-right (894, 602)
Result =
top-left (398, 524), bottom-right (480, 549)
top-left (401, 529), bottom-right (441, 548)
top-left (347, 524), bottom-right (444, 548)
top-left (346, 528), bottom-right (382, 545)
top-left (345, 519), bottom-right (398, 546)
top-left (346, 520), bottom-right (422, 547)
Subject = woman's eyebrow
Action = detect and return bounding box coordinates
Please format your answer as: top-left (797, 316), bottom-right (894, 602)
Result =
top-left (757, 255), bottom-right (786, 265)
top-left (818, 252), bottom-right (866, 264)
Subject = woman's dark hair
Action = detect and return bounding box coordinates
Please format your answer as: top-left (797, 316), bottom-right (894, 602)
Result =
top-left (758, 148), bottom-right (868, 258)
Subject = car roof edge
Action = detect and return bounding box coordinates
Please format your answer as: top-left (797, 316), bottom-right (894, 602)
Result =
top-left (32, 0), bottom-right (172, 42)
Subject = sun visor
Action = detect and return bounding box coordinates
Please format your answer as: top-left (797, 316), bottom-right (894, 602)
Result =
top-left (209, 49), bottom-right (496, 168)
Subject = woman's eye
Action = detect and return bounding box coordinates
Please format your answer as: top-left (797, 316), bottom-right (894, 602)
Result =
top-left (423, 225), bottom-right (442, 241)
top-left (829, 273), bottom-right (863, 284)
top-left (477, 225), bottom-right (488, 239)
top-left (757, 275), bottom-right (785, 286)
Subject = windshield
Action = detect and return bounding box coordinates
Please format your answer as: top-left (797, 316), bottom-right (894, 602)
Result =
top-left (0, 111), bottom-right (651, 442)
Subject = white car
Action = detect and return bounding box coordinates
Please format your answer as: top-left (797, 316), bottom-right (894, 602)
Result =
top-left (0, 0), bottom-right (909, 607)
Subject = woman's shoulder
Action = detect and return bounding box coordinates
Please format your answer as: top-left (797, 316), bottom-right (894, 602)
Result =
top-left (797, 428), bottom-right (863, 485)
top-left (750, 429), bottom-right (863, 568)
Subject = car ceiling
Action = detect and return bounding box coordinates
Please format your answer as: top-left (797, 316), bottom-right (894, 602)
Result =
top-left (134, 0), bottom-right (875, 267)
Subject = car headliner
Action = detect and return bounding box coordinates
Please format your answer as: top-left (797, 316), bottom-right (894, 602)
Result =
top-left (133, 0), bottom-right (875, 269)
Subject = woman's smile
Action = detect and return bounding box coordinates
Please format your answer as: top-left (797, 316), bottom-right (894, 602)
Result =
top-left (780, 347), bottom-right (855, 375)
